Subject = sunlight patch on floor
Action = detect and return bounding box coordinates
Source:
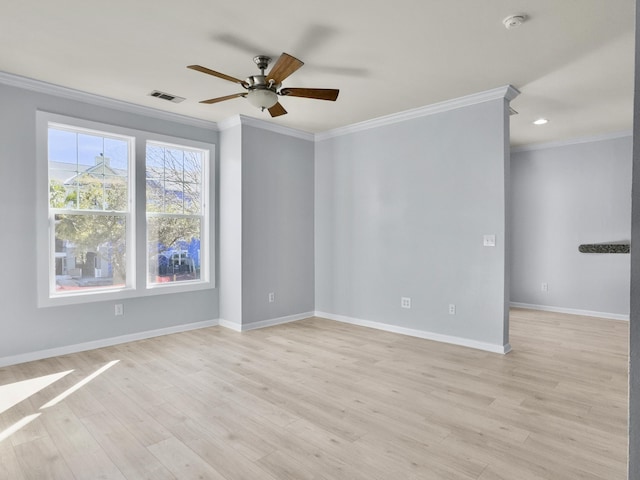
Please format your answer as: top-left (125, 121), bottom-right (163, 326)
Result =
top-left (0, 360), bottom-right (120, 443)
top-left (0, 370), bottom-right (73, 414)
top-left (40, 360), bottom-right (120, 409)
top-left (0, 413), bottom-right (42, 443)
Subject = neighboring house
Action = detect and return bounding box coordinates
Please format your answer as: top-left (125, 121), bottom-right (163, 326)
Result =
top-left (52, 154), bottom-right (201, 285)
top-left (50, 155), bottom-right (126, 185)
top-left (51, 155), bottom-right (125, 285)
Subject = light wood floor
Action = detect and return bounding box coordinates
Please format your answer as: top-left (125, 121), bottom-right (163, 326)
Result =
top-left (0, 308), bottom-right (629, 479)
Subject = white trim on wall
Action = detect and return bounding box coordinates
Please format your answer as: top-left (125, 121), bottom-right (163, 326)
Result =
top-left (0, 72), bottom-right (524, 146)
top-left (218, 114), bottom-right (314, 141)
top-left (219, 311), bottom-right (315, 332)
top-left (0, 319), bottom-right (220, 368)
top-left (314, 311), bottom-right (511, 354)
top-left (220, 310), bottom-right (512, 353)
top-left (0, 70), bottom-right (314, 143)
top-left (315, 85), bottom-right (520, 141)
top-left (511, 130), bottom-right (633, 153)
top-left (510, 302), bottom-right (629, 321)
top-left (0, 71), bottom-right (217, 131)
top-left (1, 70), bottom-right (630, 153)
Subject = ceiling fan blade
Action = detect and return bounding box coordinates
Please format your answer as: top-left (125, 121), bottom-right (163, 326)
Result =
top-left (280, 88), bottom-right (339, 101)
top-left (267, 53), bottom-right (304, 83)
top-left (199, 93), bottom-right (246, 104)
top-left (187, 65), bottom-right (247, 87)
top-left (268, 102), bottom-right (288, 117)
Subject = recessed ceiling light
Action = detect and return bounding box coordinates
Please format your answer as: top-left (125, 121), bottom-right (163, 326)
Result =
top-left (533, 118), bottom-right (548, 125)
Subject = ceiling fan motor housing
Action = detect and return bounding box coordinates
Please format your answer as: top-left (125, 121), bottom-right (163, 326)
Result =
top-left (246, 75), bottom-right (278, 90)
top-left (245, 74), bottom-right (280, 109)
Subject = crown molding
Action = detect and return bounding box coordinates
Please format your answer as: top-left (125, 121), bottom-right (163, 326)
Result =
top-left (511, 129), bottom-right (633, 153)
top-left (0, 72), bottom-right (519, 144)
top-left (0, 70), bottom-right (218, 131)
top-left (239, 114), bottom-right (315, 141)
top-left (217, 114), bottom-right (314, 141)
top-left (217, 114), bottom-right (242, 132)
top-left (316, 85), bottom-right (520, 141)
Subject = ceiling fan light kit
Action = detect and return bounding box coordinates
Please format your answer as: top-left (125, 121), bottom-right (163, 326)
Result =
top-left (247, 88), bottom-right (278, 109)
top-left (187, 52), bottom-right (339, 118)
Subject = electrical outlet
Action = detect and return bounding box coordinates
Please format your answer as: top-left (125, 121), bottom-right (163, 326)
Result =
top-left (541, 282), bottom-right (548, 292)
top-left (114, 304), bottom-right (124, 316)
top-left (401, 297), bottom-right (411, 309)
top-left (268, 292), bottom-right (275, 303)
top-left (483, 234), bottom-right (496, 247)
top-left (448, 304), bottom-right (456, 315)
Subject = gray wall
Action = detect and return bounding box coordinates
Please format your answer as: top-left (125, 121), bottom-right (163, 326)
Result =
top-left (628, 1), bottom-right (639, 476)
top-left (241, 125), bottom-right (315, 325)
top-left (0, 83), bottom-right (219, 361)
top-left (218, 120), bottom-right (315, 328)
top-left (510, 136), bottom-right (632, 317)
top-left (315, 98), bottom-right (511, 349)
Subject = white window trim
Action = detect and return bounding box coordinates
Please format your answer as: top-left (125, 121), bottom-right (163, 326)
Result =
top-left (36, 111), bottom-right (216, 307)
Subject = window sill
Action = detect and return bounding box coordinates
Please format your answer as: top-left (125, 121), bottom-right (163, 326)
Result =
top-left (38, 280), bottom-right (215, 308)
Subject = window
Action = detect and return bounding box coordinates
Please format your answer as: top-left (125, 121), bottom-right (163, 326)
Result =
top-left (47, 124), bottom-right (134, 295)
top-left (37, 112), bottom-right (214, 307)
top-left (146, 142), bottom-right (207, 286)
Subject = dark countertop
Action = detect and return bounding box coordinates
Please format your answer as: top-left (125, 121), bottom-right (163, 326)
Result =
top-left (579, 243), bottom-right (630, 254)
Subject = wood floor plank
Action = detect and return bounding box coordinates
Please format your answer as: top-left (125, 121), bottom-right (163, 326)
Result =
top-left (4, 400), bottom-right (49, 448)
top-left (147, 437), bottom-right (227, 480)
top-left (0, 442), bottom-right (26, 480)
top-left (165, 418), bottom-right (280, 480)
top-left (13, 436), bottom-right (76, 480)
top-left (38, 402), bottom-right (126, 480)
top-left (84, 373), bottom-right (174, 447)
top-left (0, 309), bottom-right (628, 479)
top-left (80, 411), bottom-right (176, 480)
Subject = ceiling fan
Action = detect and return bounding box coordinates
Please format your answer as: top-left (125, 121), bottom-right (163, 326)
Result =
top-left (187, 53), bottom-right (339, 117)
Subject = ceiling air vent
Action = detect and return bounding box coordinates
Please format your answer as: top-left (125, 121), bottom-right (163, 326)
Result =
top-left (149, 90), bottom-right (186, 103)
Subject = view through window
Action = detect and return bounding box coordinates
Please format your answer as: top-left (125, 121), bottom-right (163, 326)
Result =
top-left (146, 142), bottom-right (206, 285)
top-left (42, 113), bottom-right (213, 305)
top-left (48, 125), bottom-right (132, 294)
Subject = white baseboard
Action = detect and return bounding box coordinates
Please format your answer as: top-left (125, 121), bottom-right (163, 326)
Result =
top-left (0, 319), bottom-right (219, 368)
top-left (219, 311), bottom-right (315, 332)
top-left (510, 302), bottom-right (629, 321)
top-left (2, 306), bottom-right (521, 367)
top-left (218, 318), bottom-right (242, 331)
top-left (314, 311), bottom-right (511, 355)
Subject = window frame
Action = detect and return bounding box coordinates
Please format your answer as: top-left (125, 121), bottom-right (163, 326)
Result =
top-left (36, 111), bottom-right (215, 307)
top-left (145, 139), bottom-right (211, 290)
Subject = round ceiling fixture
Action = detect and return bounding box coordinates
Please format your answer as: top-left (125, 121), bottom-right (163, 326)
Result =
top-left (247, 88), bottom-right (278, 109)
top-left (503, 15), bottom-right (526, 29)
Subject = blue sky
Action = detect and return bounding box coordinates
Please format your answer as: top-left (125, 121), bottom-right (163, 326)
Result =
top-left (48, 128), bottom-right (128, 170)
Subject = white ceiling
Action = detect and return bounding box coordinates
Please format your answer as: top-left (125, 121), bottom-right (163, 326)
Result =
top-left (0, 0), bottom-right (634, 146)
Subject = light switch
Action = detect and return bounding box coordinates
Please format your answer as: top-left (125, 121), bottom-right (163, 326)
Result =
top-left (483, 235), bottom-right (496, 247)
